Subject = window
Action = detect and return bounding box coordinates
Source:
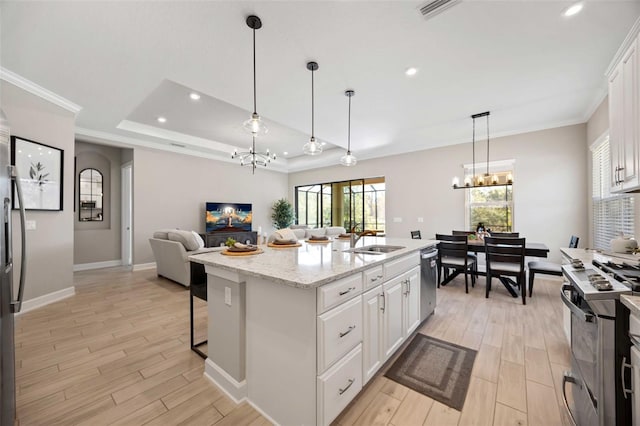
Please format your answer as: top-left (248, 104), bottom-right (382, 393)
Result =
top-left (295, 177), bottom-right (385, 231)
top-left (79, 168), bottom-right (103, 222)
top-left (592, 135), bottom-right (634, 250)
top-left (464, 163), bottom-right (514, 232)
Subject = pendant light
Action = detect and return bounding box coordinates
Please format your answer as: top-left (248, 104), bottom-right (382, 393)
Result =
top-left (452, 111), bottom-right (512, 189)
top-left (232, 15), bottom-right (275, 173)
top-left (340, 90), bottom-right (357, 167)
top-left (303, 61), bottom-right (323, 156)
top-left (242, 15), bottom-right (268, 137)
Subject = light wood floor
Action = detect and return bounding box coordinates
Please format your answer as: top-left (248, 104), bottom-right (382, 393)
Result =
top-left (14, 267), bottom-right (571, 425)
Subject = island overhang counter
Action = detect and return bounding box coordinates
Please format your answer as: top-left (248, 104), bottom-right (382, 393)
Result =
top-left (189, 236), bottom-right (437, 426)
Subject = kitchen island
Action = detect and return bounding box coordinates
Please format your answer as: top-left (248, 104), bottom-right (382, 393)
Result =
top-left (190, 236), bottom-right (437, 426)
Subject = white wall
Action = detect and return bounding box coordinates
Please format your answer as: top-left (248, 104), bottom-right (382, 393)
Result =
top-left (289, 124), bottom-right (588, 262)
top-left (1, 81), bottom-right (75, 300)
top-left (132, 148), bottom-right (288, 265)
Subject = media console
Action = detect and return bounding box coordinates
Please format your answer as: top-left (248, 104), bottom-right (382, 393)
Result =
top-left (200, 231), bottom-right (258, 248)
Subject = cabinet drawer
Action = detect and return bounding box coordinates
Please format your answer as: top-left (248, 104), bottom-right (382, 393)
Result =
top-left (363, 266), bottom-right (384, 290)
top-left (317, 273), bottom-right (363, 313)
top-left (385, 253), bottom-right (419, 280)
top-left (317, 344), bottom-right (363, 426)
top-left (318, 296), bottom-right (363, 374)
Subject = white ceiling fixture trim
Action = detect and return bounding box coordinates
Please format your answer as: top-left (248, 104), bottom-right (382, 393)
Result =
top-left (0, 67), bottom-right (82, 115)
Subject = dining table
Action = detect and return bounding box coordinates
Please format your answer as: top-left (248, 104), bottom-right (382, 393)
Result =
top-left (438, 238), bottom-right (550, 298)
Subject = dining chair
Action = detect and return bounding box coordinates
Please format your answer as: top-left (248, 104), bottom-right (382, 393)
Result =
top-left (527, 235), bottom-right (579, 297)
top-left (410, 230), bottom-right (422, 239)
top-left (485, 236), bottom-right (527, 304)
top-left (435, 234), bottom-right (476, 293)
top-left (489, 232), bottom-right (519, 237)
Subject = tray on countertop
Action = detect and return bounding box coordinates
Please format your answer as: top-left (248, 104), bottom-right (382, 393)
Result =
top-left (267, 242), bottom-right (302, 248)
top-left (221, 248), bottom-right (264, 256)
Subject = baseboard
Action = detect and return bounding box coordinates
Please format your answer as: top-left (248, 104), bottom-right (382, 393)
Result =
top-left (203, 358), bottom-right (247, 404)
top-left (73, 260), bottom-right (122, 272)
top-left (17, 286), bottom-right (75, 315)
top-left (245, 399), bottom-right (280, 426)
top-left (133, 262), bottom-right (156, 271)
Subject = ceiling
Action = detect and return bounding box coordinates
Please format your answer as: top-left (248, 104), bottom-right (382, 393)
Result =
top-left (2, 1), bottom-right (639, 173)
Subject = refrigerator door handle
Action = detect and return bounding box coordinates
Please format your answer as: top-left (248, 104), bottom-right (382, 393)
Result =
top-left (10, 165), bottom-right (27, 313)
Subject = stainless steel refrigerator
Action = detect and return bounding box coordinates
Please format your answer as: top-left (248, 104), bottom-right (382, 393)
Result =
top-left (0, 108), bottom-right (27, 426)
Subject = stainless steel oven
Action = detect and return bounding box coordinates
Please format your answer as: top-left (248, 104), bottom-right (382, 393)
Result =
top-left (561, 262), bottom-right (631, 426)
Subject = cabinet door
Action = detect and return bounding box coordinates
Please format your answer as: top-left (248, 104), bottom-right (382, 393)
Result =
top-left (610, 64), bottom-right (625, 193)
top-left (362, 285), bottom-right (383, 384)
top-left (403, 267), bottom-right (421, 337)
top-left (622, 39), bottom-right (640, 190)
top-left (382, 277), bottom-right (404, 360)
top-left (632, 345), bottom-right (640, 426)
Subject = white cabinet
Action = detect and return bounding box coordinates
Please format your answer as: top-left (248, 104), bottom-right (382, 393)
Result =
top-left (632, 345), bottom-right (640, 426)
top-left (317, 296), bottom-right (363, 374)
top-left (362, 285), bottom-right (383, 384)
top-left (608, 24), bottom-right (640, 193)
top-left (382, 275), bottom-right (405, 360)
top-left (317, 344), bottom-right (363, 426)
top-left (403, 266), bottom-right (421, 337)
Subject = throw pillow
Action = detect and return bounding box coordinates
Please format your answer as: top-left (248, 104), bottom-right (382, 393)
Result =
top-left (275, 228), bottom-right (297, 241)
top-left (168, 230), bottom-right (200, 251)
top-left (153, 229), bottom-right (175, 240)
top-left (192, 231), bottom-right (205, 249)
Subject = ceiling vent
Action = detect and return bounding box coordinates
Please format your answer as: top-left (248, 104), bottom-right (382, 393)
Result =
top-left (419, 0), bottom-right (461, 20)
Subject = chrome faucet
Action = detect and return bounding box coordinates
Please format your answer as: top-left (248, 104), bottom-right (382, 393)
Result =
top-left (350, 230), bottom-right (375, 248)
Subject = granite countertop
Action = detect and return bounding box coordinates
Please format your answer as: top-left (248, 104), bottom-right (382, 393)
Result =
top-left (189, 236), bottom-right (437, 289)
top-left (560, 247), bottom-right (640, 266)
top-left (621, 295), bottom-right (640, 317)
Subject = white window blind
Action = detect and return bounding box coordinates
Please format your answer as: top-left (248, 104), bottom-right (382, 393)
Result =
top-left (592, 135), bottom-right (635, 250)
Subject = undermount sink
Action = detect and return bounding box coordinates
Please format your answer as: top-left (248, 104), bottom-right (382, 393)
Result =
top-left (344, 245), bottom-right (405, 255)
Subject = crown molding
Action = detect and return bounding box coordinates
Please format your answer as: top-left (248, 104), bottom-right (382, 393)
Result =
top-left (0, 67), bottom-right (82, 115)
top-left (605, 16), bottom-right (640, 77)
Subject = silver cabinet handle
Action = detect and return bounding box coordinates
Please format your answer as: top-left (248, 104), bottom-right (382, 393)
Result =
top-left (370, 274), bottom-right (383, 282)
top-left (619, 166), bottom-right (625, 184)
top-left (339, 325), bottom-right (356, 338)
top-left (621, 356), bottom-right (633, 399)
top-left (339, 287), bottom-right (356, 296)
top-left (10, 165), bottom-right (27, 313)
top-left (380, 292), bottom-right (386, 313)
top-left (562, 371), bottom-right (579, 426)
top-left (338, 378), bottom-right (355, 395)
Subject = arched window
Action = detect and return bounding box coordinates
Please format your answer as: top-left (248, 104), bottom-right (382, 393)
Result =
top-left (79, 168), bottom-right (103, 221)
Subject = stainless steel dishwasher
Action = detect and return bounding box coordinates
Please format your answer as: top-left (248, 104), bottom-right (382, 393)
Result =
top-left (420, 246), bottom-right (438, 321)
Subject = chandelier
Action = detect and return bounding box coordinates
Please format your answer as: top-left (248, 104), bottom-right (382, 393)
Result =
top-left (232, 136), bottom-right (276, 174)
top-left (452, 111), bottom-right (513, 189)
top-left (233, 15), bottom-right (275, 173)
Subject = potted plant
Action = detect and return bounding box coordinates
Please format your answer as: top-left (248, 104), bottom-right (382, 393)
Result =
top-left (271, 198), bottom-right (294, 229)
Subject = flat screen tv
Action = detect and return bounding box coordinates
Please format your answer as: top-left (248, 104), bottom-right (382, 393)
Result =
top-left (205, 202), bottom-right (252, 233)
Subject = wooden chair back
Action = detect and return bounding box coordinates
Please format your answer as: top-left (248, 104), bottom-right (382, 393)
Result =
top-left (489, 232), bottom-right (519, 238)
top-left (452, 230), bottom-right (475, 236)
top-left (485, 236), bottom-right (526, 274)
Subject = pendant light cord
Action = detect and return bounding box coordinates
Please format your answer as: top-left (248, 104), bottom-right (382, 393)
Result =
top-left (472, 116), bottom-right (476, 181)
top-left (347, 94), bottom-right (352, 153)
top-left (311, 68), bottom-right (315, 138)
top-left (252, 27), bottom-right (257, 114)
top-left (486, 114), bottom-right (490, 177)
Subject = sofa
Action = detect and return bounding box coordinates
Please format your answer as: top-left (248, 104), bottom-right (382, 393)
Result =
top-left (268, 225), bottom-right (346, 242)
top-left (149, 229), bottom-right (223, 287)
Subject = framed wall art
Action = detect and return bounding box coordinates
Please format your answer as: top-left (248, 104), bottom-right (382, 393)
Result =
top-left (11, 136), bottom-right (63, 211)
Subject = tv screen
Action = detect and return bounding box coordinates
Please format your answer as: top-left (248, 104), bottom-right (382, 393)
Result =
top-left (205, 202), bottom-right (252, 233)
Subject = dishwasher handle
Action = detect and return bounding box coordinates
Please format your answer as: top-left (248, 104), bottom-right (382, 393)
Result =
top-left (561, 285), bottom-right (594, 323)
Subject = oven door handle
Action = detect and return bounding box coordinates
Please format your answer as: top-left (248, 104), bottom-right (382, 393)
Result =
top-left (560, 285), bottom-right (594, 323)
top-left (562, 371), bottom-right (579, 426)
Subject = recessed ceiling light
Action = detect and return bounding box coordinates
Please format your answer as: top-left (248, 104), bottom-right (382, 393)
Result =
top-left (563, 2), bottom-right (583, 17)
top-left (157, 116), bottom-right (167, 123)
top-left (189, 92), bottom-right (201, 101)
top-left (321, 142), bottom-right (326, 146)
top-left (405, 67), bottom-right (418, 76)
top-left (283, 151), bottom-right (288, 156)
